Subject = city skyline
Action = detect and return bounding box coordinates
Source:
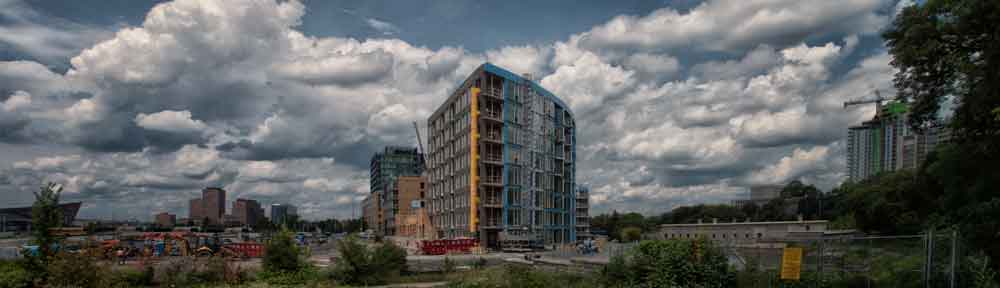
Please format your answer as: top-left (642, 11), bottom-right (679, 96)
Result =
top-left (0, 0), bottom-right (916, 220)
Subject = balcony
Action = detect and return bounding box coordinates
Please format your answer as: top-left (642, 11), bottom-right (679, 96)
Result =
top-left (482, 196), bottom-right (503, 208)
top-left (482, 108), bottom-right (502, 122)
top-left (482, 130), bottom-right (502, 143)
top-left (482, 153), bottom-right (503, 164)
top-left (482, 87), bottom-right (503, 99)
top-left (481, 175), bottom-right (502, 186)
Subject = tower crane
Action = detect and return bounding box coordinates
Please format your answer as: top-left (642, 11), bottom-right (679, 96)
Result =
top-left (413, 121), bottom-right (428, 165)
top-left (843, 89), bottom-right (892, 110)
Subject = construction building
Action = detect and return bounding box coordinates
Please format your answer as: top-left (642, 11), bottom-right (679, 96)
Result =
top-left (367, 146), bottom-right (425, 235)
top-left (575, 185), bottom-right (590, 239)
top-left (390, 176), bottom-right (433, 238)
top-left (155, 212), bottom-right (176, 228)
top-left (233, 198), bottom-right (264, 227)
top-left (846, 101), bottom-right (950, 182)
top-left (362, 191), bottom-right (382, 232)
top-left (426, 63), bottom-right (577, 248)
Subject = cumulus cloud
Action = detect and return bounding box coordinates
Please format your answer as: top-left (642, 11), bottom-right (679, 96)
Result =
top-left (0, 0), bottom-right (906, 218)
top-left (135, 110), bottom-right (207, 134)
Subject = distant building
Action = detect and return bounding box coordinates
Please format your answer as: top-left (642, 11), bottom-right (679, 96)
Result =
top-left (202, 187), bottom-right (226, 225)
top-left (189, 198), bottom-right (203, 221)
top-left (362, 191), bottom-right (383, 232)
top-left (233, 198), bottom-right (264, 227)
top-left (0, 202), bottom-right (81, 233)
top-left (575, 185), bottom-right (590, 238)
top-left (154, 212), bottom-right (176, 228)
top-left (846, 101), bottom-right (950, 182)
top-left (270, 204), bottom-right (297, 225)
top-left (370, 146), bottom-right (425, 196)
top-left (732, 185), bottom-right (784, 209)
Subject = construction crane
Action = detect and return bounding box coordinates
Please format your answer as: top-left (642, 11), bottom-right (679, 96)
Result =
top-left (843, 89), bottom-right (892, 110)
top-left (413, 121), bottom-right (428, 165)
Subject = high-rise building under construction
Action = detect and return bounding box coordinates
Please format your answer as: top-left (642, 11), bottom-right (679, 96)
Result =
top-left (426, 63), bottom-right (577, 248)
top-left (846, 101), bottom-right (950, 182)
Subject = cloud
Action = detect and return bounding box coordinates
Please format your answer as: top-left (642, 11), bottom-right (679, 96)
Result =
top-left (135, 110), bottom-right (207, 134)
top-left (577, 0), bottom-right (886, 53)
top-left (366, 18), bottom-right (400, 35)
top-left (0, 0), bottom-right (111, 65)
top-left (0, 0), bottom-right (907, 218)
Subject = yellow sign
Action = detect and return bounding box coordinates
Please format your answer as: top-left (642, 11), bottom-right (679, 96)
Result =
top-left (780, 247), bottom-right (803, 280)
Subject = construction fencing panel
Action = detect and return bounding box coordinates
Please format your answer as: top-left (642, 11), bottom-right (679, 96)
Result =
top-left (722, 231), bottom-right (962, 288)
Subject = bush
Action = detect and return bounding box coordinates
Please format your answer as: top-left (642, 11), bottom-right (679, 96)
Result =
top-left (621, 227), bottom-right (642, 242)
top-left (0, 261), bottom-right (31, 288)
top-left (447, 265), bottom-right (598, 288)
top-left (46, 253), bottom-right (107, 288)
top-left (257, 266), bottom-right (324, 286)
top-left (107, 266), bottom-right (155, 288)
top-left (330, 236), bottom-right (407, 286)
top-left (264, 228), bottom-right (303, 273)
top-left (601, 238), bottom-right (735, 287)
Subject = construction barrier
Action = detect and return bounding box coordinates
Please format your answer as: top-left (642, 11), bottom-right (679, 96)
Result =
top-left (224, 243), bottom-right (265, 258)
top-left (420, 238), bottom-right (478, 255)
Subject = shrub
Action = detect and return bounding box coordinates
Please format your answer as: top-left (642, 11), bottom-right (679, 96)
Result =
top-left (107, 266), bottom-right (155, 288)
top-left (264, 228), bottom-right (303, 273)
top-left (46, 253), bottom-right (107, 288)
top-left (447, 265), bottom-right (599, 288)
top-left (601, 238), bottom-right (735, 287)
top-left (0, 261), bottom-right (31, 288)
top-left (443, 257), bottom-right (456, 273)
top-left (620, 227), bottom-right (642, 242)
top-left (330, 236), bottom-right (408, 286)
top-left (257, 266), bottom-right (324, 286)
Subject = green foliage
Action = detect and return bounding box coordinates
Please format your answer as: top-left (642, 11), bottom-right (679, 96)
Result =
top-left (447, 265), bottom-right (599, 288)
top-left (968, 253), bottom-right (1000, 288)
top-left (31, 182), bottom-right (63, 260)
top-left (0, 261), bottom-right (30, 288)
top-left (256, 266), bottom-right (324, 286)
top-left (329, 236), bottom-right (408, 286)
top-left (108, 266), bottom-right (155, 288)
top-left (602, 239), bottom-right (735, 288)
top-left (263, 228), bottom-right (303, 273)
top-left (620, 227), bottom-right (642, 242)
top-left (443, 257), bottom-right (457, 274)
top-left (46, 252), bottom-right (105, 288)
top-left (884, 0), bottom-right (1000, 269)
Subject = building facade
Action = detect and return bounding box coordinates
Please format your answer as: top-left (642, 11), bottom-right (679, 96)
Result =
top-left (202, 187), bottom-right (226, 225)
top-left (370, 146), bottom-right (425, 195)
top-left (574, 185), bottom-right (590, 238)
top-left (656, 219), bottom-right (830, 243)
top-left (384, 175), bottom-right (428, 236)
top-left (154, 212), bottom-right (176, 227)
top-left (362, 191), bottom-right (382, 232)
top-left (189, 198), bottom-right (203, 221)
top-left (233, 198), bottom-right (264, 227)
top-left (426, 63), bottom-right (577, 248)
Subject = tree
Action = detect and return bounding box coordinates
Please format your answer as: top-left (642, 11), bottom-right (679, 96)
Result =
top-left (885, 0), bottom-right (1000, 268)
top-left (31, 182), bottom-right (63, 260)
top-left (263, 228), bottom-right (302, 273)
top-left (620, 227), bottom-right (642, 242)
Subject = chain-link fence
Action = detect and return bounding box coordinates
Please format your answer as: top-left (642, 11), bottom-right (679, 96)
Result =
top-left (723, 231), bottom-right (964, 288)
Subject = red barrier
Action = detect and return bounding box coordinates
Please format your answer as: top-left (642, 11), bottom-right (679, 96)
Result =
top-left (224, 243), bottom-right (266, 258)
top-left (420, 238), bottom-right (478, 255)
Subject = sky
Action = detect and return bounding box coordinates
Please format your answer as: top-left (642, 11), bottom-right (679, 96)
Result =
top-left (0, 0), bottom-right (914, 221)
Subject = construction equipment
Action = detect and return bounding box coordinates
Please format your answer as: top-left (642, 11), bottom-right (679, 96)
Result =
top-left (413, 121), bottom-right (428, 165)
top-left (844, 89), bottom-right (892, 110)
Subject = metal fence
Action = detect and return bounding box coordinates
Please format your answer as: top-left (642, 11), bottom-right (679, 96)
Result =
top-left (721, 231), bottom-right (963, 288)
